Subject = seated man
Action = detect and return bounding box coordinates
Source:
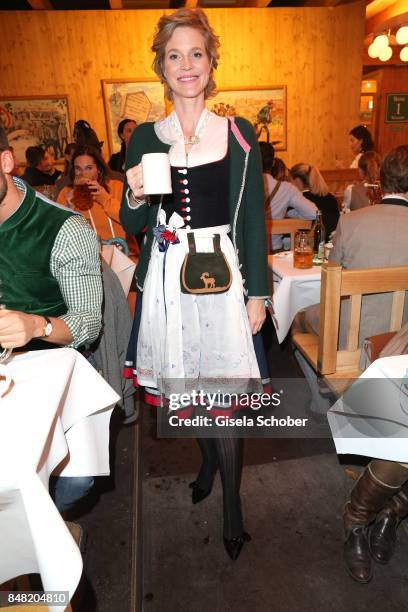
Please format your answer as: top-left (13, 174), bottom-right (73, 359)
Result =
top-left (294, 145), bottom-right (408, 411)
top-left (0, 128), bottom-right (103, 533)
top-left (21, 145), bottom-right (62, 187)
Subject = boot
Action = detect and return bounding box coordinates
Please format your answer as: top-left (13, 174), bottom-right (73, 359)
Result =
top-left (343, 464), bottom-right (401, 583)
top-left (370, 480), bottom-right (408, 564)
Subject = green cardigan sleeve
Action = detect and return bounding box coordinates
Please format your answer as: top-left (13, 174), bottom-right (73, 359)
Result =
top-left (120, 123), bottom-right (155, 236)
top-left (237, 119), bottom-right (269, 298)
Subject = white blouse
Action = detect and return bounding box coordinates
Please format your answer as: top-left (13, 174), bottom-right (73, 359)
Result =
top-left (154, 108), bottom-right (228, 168)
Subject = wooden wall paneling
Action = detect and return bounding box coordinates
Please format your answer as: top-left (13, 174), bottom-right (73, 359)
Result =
top-left (203, 6), bottom-right (365, 168)
top-left (0, 6), bottom-right (366, 167)
top-left (104, 9), bottom-right (161, 79)
top-left (103, 10), bottom-right (164, 155)
top-left (330, 2), bottom-right (366, 167)
top-left (0, 12), bottom-right (56, 95)
top-left (56, 11), bottom-right (114, 156)
top-left (372, 67), bottom-right (408, 156)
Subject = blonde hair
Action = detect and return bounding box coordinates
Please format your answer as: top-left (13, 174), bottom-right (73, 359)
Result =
top-left (290, 163), bottom-right (329, 197)
top-left (358, 151), bottom-right (382, 183)
top-left (152, 8), bottom-right (220, 101)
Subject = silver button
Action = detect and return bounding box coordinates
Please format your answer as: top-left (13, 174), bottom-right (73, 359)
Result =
top-left (186, 215), bottom-right (191, 221)
top-left (184, 189), bottom-right (189, 194)
top-left (178, 168), bottom-right (187, 174)
top-left (183, 179), bottom-right (188, 185)
top-left (186, 225), bottom-right (191, 230)
top-left (186, 207), bottom-right (191, 212)
top-left (186, 197), bottom-right (190, 203)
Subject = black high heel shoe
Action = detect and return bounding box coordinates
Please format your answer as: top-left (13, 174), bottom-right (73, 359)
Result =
top-left (188, 481), bottom-right (213, 504)
top-left (223, 532), bottom-right (251, 560)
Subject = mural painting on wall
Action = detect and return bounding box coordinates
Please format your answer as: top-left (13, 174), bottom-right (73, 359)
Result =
top-left (209, 87), bottom-right (287, 150)
top-left (0, 96), bottom-right (70, 165)
top-left (102, 79), bottom-right (166, 155)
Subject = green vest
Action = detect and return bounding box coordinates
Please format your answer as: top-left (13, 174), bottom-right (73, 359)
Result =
top-left (0, 181), bottom-right (75, 316)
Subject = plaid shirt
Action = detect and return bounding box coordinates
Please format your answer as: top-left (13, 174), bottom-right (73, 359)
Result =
top-left (15, 179), bottom-right (103, 348)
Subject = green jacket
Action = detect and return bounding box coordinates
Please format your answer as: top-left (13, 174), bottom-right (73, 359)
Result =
top-left (120, 116), bottom-right (269, 298)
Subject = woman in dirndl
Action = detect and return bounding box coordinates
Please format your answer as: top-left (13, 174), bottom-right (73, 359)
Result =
top-left (120, 7), bottom-right (270, 560)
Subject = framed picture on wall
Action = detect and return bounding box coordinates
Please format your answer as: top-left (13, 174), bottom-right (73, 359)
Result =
top-left (0, 95), bottom-right (71, 165)
top-left (208, 86), bottom-right (287, 150)
top-left (102, 79), bottom-right (166, 155)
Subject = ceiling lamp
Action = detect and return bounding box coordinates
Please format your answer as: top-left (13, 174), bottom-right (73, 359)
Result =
top-left (368, 42), bottom-right (380, 58)
top-left (368, 25), bottom-right (408, 62)
top-left (396, 26), bottom-right (408, 45)
top-left (379, 46), bottom-right (393, 61)
top-left (373, 33), bottom-right (389, 50)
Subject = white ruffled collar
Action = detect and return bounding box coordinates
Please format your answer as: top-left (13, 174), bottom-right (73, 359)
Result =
top-left (154, 108), bottom-right (228, 168)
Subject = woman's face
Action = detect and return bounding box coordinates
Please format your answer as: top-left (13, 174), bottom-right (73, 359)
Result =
top-left (74, 154), bottom-right (98, 182)
top-left (349, 134), bottom-right (362, 155)
top-left (163, 26), bottom-right (211, 102)
top-left (121, 121), bottom-right (136, 146)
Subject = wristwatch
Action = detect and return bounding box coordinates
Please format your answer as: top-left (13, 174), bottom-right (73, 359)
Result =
top-left (42, 316), bottom-right (53, 338)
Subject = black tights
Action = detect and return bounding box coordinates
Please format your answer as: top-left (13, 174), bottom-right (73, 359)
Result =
top-left (195, 436), bottom-right (244, 539)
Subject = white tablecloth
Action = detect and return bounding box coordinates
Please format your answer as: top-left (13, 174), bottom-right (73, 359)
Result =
top-left (268, 252), bottom-right (321, 343)
top-left (328, 355), bottom-right (408, 461)
top-left (0, 348), bottom-right (120, 611)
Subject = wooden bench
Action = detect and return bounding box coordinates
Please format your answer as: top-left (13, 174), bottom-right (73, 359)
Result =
top-left (321, 168), bottom-right (360, 193)
top-left (320, 168), bottom-right (360, 209)
top-left (292, 262), bottom-right (408, 396)
top-left (266, 218), bottom-right (313, 251)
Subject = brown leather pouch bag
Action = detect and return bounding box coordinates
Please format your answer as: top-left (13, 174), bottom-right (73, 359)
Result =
top-left (180, 233), bottom-right (232, 295)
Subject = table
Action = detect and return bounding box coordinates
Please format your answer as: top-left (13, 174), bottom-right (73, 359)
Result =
top-left (0, 348), bottom-right (119, 612)
top-left (327, 355), bottom-right (408, 461)
top-left (268, 252), bottom-right (322, 343)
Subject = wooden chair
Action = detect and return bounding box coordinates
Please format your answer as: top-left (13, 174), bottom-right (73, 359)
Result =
top-left (266, 218), bottom-right (313, 251)
top-left (292, 262), bottom-right (408, 396)
top-left (320, 168), bottom-right (360, 205)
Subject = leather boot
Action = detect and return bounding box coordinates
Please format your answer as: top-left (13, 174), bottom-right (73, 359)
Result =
top-left (370, 480), bottom-right (408, 564)
top-left (343, 465), bottom-right (400, 583)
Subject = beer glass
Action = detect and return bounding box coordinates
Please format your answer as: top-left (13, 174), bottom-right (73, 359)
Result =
top-left (366, 182), bottom-right (382, 206)
top-left (72, 181), bottom-right (93, 211)
top-left (293, 230), bottom-right (314, 269)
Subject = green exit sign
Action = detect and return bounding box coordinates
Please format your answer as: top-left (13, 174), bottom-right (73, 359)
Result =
top-left (385, 93), bottom-right (408, 123)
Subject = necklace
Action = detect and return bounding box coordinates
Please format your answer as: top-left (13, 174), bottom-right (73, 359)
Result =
top-left (169, 109), bottom-right (210, 146)
top-left (184, 134), bottom-right (200, 146)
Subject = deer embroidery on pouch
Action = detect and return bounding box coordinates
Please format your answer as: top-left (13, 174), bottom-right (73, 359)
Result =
top-left (200, 272), bottom-right (216, 289)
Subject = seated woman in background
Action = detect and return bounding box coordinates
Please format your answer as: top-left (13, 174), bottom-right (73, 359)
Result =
top-left (290, 163), bottom-right (339, 239)
top-left (342, 151), bottom-right (382, 212)
top-left (259, 143), bottom-right (316, 250)
top-left (109, 118), bottom-right (137, 173)
top-left (348, 125), bottom-right (375, 168)
top-left (57, 144), bottom-right (125, 242)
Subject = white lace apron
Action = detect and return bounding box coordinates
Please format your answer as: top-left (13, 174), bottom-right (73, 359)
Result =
top-left (136, 217), bottom-right (262, 398)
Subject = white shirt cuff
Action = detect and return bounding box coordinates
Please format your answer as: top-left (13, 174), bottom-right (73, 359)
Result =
top-left (126, 187), bottom-right (147, 210)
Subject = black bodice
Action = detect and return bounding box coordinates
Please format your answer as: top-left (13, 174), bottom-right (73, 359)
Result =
top-left (162, 151), bottom-right (230, 229)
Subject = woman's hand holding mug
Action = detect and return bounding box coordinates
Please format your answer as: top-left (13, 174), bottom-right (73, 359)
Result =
top-left (126, 164), bottom-right (145, 200)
